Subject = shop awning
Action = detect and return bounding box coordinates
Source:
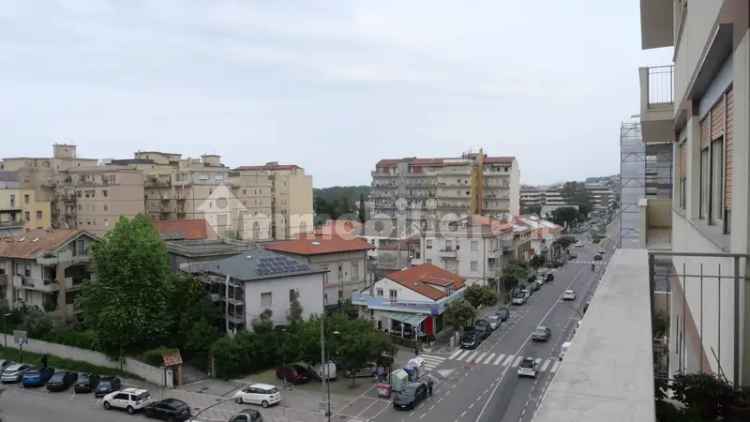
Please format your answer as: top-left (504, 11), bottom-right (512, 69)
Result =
top-left (382, 311), bottom-right (428, 327)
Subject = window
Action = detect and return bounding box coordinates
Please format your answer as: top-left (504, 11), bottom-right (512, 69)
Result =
top-left (24, 263), bottom-right (31, 277)
top-left (471, 240), bottom-right (479, 252)
top-left (36, 211), bottom-right (42, 220)
top-left (24, 211), bottom-right (30, 222)
top-left (77, 239), bottom-right (86, 256)
top-left (337, 265), bottom-right (343, 282)
top-left (470, 261), bottom-right (479, 272)
top-left (102, 190), bottom-right (108, 197)
top-left (389, 289), bottom-right (398, 301)
top-left (9, 194), bottom-right (15, 206)
top-left (260, 292), bottom-right (272, 307)
top-left (289, 289), bottom-right (297, 302)
top-left (376, 288), bottom-right (384, 297)
top-left (711, 139), bottom-right (724, 225)
top-left (700, 146), bottom-right (709, 219)
top-left (24, 194), bottom-right (30, 204)
top-left (426, 239), bottom-right (432, 249)
top-left (677, 142), bottom-right (687, 210)
top-left (445, 240), bottom-right (453, 251)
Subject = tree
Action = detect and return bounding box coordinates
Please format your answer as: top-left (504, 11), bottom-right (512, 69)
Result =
top-left (78, 215), bottom-right (172, 359)
top-left (444, 299), bottom-right (476, 332)
top-left (358, 193), bottom-right (367, 223)
top-left (288, 290), bottom-right (304, 323)
top-left (183, 318), bottom-right (220, 371)
top-left (336, 318), bottom-right (391, 386)
top-left (165, 272), bottom-right (221, 348)
top-left (560, 182), bottom-right (593, 219)
top-left (670, 373), bottom-right (737, 419)
top-left (549, 207), bottom-right (580, 229)
top-left (463, 285), bottom-right (497, 308)
top-left (529, 254), bottom-right (546, 270)
top-left (553, 235), bottom-right (577, 249)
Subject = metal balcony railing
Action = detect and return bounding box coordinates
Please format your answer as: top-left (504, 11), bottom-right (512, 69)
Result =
top-left (646, 65), bottom-right (674, 106)
top-left (648, 251), bottom-right (749, 389)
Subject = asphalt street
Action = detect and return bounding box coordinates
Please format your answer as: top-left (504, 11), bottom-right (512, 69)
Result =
top-left (372, 228), bottom-right (617, 422)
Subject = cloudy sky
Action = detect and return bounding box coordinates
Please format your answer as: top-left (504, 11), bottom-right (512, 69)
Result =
top-left (1, 0), bottom-right (671, 187)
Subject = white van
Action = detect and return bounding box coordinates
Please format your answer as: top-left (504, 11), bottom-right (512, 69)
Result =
top-left (318, 361), bottom-right (337, 381)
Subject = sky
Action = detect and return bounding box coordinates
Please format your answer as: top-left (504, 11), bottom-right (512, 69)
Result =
top-left (0, 0), bottom-right (673, 187)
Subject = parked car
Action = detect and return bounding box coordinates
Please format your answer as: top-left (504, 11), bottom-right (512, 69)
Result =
top-left (511, 291), bottom-right (527, 305)
top-left (535, 278), bottom-right (545, 289)
top-left (544, 273), bottom-right (554, 282)
top-left (460, 331), bottom-right (481, 349)
top-left (487, 314), bottom-right (501, 330)
top-left (22, 367), bottom-right (55, 388)
top-left (568, 253), bottom-right (578, 259)
top-left (343, 362), bottom-right (377, 379)
top-left (593, 254), bottom-right (603, 261)
top-left (531, 326), bottom-right (552, 342)
top-left (393, 378), bottom-right (432, 410)
top-left (574, 241), bottom-right (584, 247)
top-left (46, 371), bottom-right (78, 392)
top-left (474, 320), bottom-right (492, 339)
top-left (599, 249), bottom-right (606, 255)
top-left (94, 376), bottom-right (122, 398)
top-left (0, 360), bottom-right (15, 371)
top-left (102, 388), bottom-right (152, 414)
top-left (143, 398), bottom-right (192, 421)
top-left (495, 307), bottom-right (510, 322)
top-left (74, 372), bottom-right (100, 393)
top-left (562, 289), bottom-right (577, 301)
top-left (517, 357), bottom-right (538, 378)
top-left (233, 384), bottom-right (282, 408)
top-left (1, 363), bottom-right (32, 383)
top-left (275, 366), bottom-right (309, 384)
top-left (291, 364), bottom-right (320, 381)
top-left (559, 342), bottom-right (572, 361)
top-left (229, 409), bottom-right (264, 422)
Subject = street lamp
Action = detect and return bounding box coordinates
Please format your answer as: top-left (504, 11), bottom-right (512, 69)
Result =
top-left (325, 330), bottom-right (340, 422)
top-left (2, 313), bottom-right (11, 349)
top-left (279, 327), bottom-right (288, 390)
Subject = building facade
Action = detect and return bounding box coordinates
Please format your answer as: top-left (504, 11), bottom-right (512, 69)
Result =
top-left (639, 0), bottom-right (750, 387)
top-left (370, 152), bottom-right (521, 236)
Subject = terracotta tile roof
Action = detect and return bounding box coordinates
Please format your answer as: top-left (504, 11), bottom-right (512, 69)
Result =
top-left (0, 229), bottom-right (91, 259)
top-left (235, 164), bottom-right (302, 171)
top-left (385, 264), bottom-right (464, 300)
top-left (155, 219), bottom-right (210, 241)
top-left (264, 233), bottom-right (373, 256)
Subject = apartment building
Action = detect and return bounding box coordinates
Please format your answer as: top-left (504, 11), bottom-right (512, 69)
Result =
top-left (233, 163), bottom-right (314, 240)
top-left (54, 166), bottom-right (145, 236)
top-left (519, 187), bottom-right (544, 210)
top-left (520, 185), bottom-right (615, 213)
top-left (0, 229), bottom-right (97, 321)
top-left (370, 152), bottom-right (521, 237)
top-left (263, 233), bottom-right (372, 306)
top-left (0, 171), bottom-right (51, 231)
top-left (639, 0), bottom-right (750, 387)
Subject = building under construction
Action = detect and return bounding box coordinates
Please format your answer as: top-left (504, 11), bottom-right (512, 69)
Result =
top-left (619, 119), bottom-right (645, 248)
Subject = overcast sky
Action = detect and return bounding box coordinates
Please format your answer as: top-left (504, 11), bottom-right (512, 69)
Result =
top-left (1, 1), bottom-right (672, 187)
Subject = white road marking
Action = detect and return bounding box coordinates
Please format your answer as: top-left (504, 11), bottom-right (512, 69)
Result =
top-left (540, 359), bottom-right (551, 372)
top-left (465, 351), bottom-right (479, 362)
top-left (494, 354), bottom-right (505, 365)
top-left (483, 353), bottom-right (496, 365)
top-left (551, 360), bottom-right (561, 373)
top-left (512, 356), bottom-right (523, 367)
top-left (474, 352), bottom-right (487, 364)
top-left (449, 349), bottom-right (463, 360)
top-left (456, 350), bottom-right (470, 361)
top-left (503, 354), bottom-right (515, 366)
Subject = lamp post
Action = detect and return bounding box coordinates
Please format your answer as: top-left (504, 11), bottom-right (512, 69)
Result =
top-left (2, 313), bottom-right (11, 349)
top-left (280, 327), bottom-right (287, 390)
top-left (325, 330), bottom-right (340, 422)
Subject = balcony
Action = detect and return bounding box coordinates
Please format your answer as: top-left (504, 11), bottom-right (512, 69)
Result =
top-left (534, 249), bottom-right (655, 421)
top-left (638, 198), bottom-right (672, 251)
top-left (639, 0), bottom-right (674, 49)
top-left (438, 248), bottom-right (457, 259)
top-left (639, 65), bottom-right (674, 144)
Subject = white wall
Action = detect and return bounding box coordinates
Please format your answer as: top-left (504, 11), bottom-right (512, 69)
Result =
top-left (243, 272), bottom-right (325, 326)
top-left (371, 277), bottom-right (431, 302)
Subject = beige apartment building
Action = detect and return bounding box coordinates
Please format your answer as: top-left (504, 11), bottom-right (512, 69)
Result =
top-left (234, 163), bottom-right (314, 240)
top-left (639, 0), bottom-right (750, 387)
top-left (0, 172), bottom-right (51, 231)
top-left (370, 152), bottom-right (521, 236)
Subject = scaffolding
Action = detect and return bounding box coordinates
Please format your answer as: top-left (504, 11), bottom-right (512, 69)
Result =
top-left (619, 119), bottom-right (645, 248)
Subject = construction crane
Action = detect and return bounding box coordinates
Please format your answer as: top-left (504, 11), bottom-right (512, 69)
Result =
top-left (469, 148), bottom-right (485, 215)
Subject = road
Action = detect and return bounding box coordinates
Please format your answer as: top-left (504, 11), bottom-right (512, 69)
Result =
top-left (371, 236), bottom-right (616, 422)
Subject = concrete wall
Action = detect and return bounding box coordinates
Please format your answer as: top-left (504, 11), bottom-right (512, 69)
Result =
top-left (371, 277), bottom-right (430, 302)
top-left (243, 272), bottom-right (325, 327)
top-left (7, 336), bottom-right (171, 387)
top-left (647, 198), bottom-right (672, 228)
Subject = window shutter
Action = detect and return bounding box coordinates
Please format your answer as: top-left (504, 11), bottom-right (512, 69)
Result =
top-left (701, 116), bottom-right (711, 149)
top-left (725, 89), bottom-right (734, 209)
top-left (711, 94), bottom-right (726, 140)
top-left (678, 143), bottom-right (686, 178)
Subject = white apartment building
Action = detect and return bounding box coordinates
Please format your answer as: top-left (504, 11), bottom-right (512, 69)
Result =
top-left (639, 0), bottom-right (750, 387)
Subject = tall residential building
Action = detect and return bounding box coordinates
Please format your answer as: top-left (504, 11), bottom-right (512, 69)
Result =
top-left (369, 152), bottom-right (520, 235)
top-left (233, 163), bottom-right (314, 240)
top-left (639, 0), bottom-right (750, 388)
top-left (0, 171), bottom-right (51, 231)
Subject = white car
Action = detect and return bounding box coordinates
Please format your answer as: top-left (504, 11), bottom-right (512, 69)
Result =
top-left (102, 388), bottom-right (152, 414)
top-left (233, 383), bottom-right (282, 408)
top-left (487, 314), bottom-right (501, 330)
top-left (517, 357), bottom-right (538, 378)
top-left (562, 289), bottom-right (576, 301)
top-left (574, 242), bottom-right (584, 247)
top-left (1, 363), bottom-right (31, 383)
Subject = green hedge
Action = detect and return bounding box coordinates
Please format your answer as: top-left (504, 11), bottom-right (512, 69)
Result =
top-left (140, 347), bottom-right (179, 367)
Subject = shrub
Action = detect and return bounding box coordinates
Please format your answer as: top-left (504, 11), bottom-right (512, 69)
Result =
top-left (44, 328), bottom-right (99, 351)
top-left (141, 347), bottom-right (179, 367)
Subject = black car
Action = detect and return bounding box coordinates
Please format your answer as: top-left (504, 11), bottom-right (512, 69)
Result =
top-left (569, 253), bottom-right (578, 260)
top-left (393, 378), bottom-right (432, 410)
top-left (594, 254), bottom-right (603, 261)
top-left (292, 364), bottom-right (320, 381)
top-left (545, 273), bottom-right (554, 282)
top-left (229, 409), bottom-right (264, 422)
top-left (46, 371), bottom-right (78, 392)
top-left (144, 398), bottom-right (192, 421)
top-left (474, 320), bottom-right (492, 340)
top-left (74, 372), bottom-right (100, 393)
top-left (460, 331), bottom-right (481, 349)
top-left (495, 308), bottom-right (510, 322)
top-left (94, 376), bottom-right (122, 398)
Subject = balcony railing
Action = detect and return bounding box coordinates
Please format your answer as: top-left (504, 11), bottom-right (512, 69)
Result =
top-left (646, 65), bottom-right (673, 106)
top-left (351, 291), bottom-right (464, 316)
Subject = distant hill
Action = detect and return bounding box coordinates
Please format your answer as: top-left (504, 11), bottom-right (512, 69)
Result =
top-left (314, 185), bottom-right (371, 203)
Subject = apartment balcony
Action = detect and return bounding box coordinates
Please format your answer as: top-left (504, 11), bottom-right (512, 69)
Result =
top-left (438, 248), bottom-right (457, 259)
top-left (371, 171), bottom-right (398, 178)
top-left (13, 275), bottom-right (59, 292)
top-left (638, 198), bottom-right (672, 251)
top-left (639, 65), bottom-right (674, 144)
top-left (534, 249), bottom-right (655, 421)
top-left (639, 0), bottom-right (674, 49)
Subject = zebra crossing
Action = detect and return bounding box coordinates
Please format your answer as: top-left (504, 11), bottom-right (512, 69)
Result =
top-left (420, 351), bottom-right (561, 374)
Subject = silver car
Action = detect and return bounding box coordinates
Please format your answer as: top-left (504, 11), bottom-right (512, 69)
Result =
top-left (1, 363), bottom-right (31, 383)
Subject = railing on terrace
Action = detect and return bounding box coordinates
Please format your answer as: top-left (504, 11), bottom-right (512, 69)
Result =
top-left (646, 65), bottom-right (674, 106)
top-left (648, 251), bottom-right (749, 389)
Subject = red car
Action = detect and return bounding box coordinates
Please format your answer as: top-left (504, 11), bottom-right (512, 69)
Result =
top-left (275, 366), bottom-right (309, 384)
